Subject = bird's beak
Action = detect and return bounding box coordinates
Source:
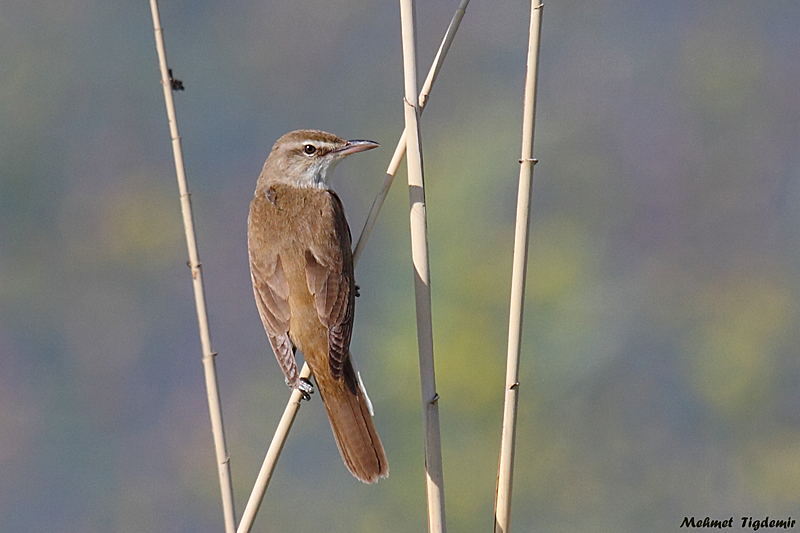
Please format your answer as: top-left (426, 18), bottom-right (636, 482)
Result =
top-left (334, 139), bottom-right (380, 156)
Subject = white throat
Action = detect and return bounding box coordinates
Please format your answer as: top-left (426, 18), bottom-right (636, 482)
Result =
top-left (299, 157), bottom-right (341, 189)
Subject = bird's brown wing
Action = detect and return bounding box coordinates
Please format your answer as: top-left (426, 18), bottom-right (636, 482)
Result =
top-left (304, 191), bottom-right (355, 382)
top-left (250, 252), bottom-right (300, 386)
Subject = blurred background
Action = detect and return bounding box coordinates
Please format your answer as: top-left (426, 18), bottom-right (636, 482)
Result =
top-left (2, 0), bottom-right (800, 531)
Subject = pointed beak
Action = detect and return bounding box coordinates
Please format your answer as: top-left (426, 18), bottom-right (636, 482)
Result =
top-left (334, 139), bottom-right (380, 156)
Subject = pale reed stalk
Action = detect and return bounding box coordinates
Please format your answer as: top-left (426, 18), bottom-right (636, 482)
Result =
top-left (148, 1), bottom-right (236, 532)
top-left (235, 365), bottom-right (311, 533)
top-left (494, 2), bottom-right (544, 533)
top-left (236, 3), bottom-right (470, 531)
top-left (399, 0), bottom-right (447, 532)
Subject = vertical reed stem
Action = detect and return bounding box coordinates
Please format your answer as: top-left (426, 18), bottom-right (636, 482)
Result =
top-left (399, 1), bottom-right (447, 532)
top-left (149, 2), bottom-right (236, 532)
top-left (494, 3), bottom-right (543, 533)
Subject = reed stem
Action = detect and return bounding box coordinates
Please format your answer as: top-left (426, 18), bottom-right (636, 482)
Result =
top-left (399, 0), bottom-right (447, 531)
top-left (494, 3), bottom-right (544, 532)
top-left (149, 1), bottom-right (236, 532)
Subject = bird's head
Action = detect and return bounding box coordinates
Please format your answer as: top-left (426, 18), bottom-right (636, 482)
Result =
top-left (260, 129), bottom-right (379, 190)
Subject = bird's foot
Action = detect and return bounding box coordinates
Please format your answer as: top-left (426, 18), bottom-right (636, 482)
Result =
top-left (297, 377), bottom-right (315, 401)
top-left (285, 375), bottom-right (315, 401)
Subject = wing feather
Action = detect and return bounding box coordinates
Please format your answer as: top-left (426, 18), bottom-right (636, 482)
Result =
top-left (251, 253), bottom-right (299, 384)
top-left (304, 191), bottom-right (355, 381)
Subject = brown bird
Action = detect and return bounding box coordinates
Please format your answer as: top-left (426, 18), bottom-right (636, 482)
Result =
top-left (247, 129), bottom-right (388, 483)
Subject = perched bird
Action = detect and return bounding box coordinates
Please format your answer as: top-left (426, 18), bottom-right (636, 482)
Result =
top-left (247, 129), bottom-right (388, 483)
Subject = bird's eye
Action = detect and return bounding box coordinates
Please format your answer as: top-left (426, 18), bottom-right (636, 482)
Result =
top-left (302, 144), bottom-right (317, 155)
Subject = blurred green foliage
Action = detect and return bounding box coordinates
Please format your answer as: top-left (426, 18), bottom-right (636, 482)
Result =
top-left (1, 1), bottom-right (799, 532)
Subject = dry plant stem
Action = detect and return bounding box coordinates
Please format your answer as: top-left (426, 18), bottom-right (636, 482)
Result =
top-left (149, 2), bottom-right (236, 532)
top-left (494, 3), bottom-right (543, 533)
top-left (399, 0), bottom-right (447, 532)
top-left (236, 4), bottom-right (470, 531)
top-left (236, 363), bottom-right (312, 533)
top-left (353, 0), bottom-right (469, 266)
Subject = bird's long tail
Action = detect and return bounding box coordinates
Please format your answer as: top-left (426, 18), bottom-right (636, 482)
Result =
top-left (315, 358), bottom-right (388, 483)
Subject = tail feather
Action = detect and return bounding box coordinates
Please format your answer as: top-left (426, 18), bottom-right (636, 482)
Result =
top-left (315, 361), bottom-right (388, 483)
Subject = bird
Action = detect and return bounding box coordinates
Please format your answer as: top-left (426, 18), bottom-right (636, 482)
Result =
top-left (247, 129), bottom-right (388, 483)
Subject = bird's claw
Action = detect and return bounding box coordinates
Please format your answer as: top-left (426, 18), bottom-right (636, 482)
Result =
top-left (285, 376), bottom-right (314, 401)
top-left (298, 377), bottom-right (315, 401)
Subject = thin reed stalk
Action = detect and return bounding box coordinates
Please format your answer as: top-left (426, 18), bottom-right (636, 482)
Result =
top-left (149, 2), bottom-right (236, 532)
top-left (494, 3), bottom-right (544, 533)
top-left (398, 0), bottom-right (447, 532)
top-left (235, 4), bottom-right (469, 531)
top-left (236, 364), bottom-right (311, 533)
